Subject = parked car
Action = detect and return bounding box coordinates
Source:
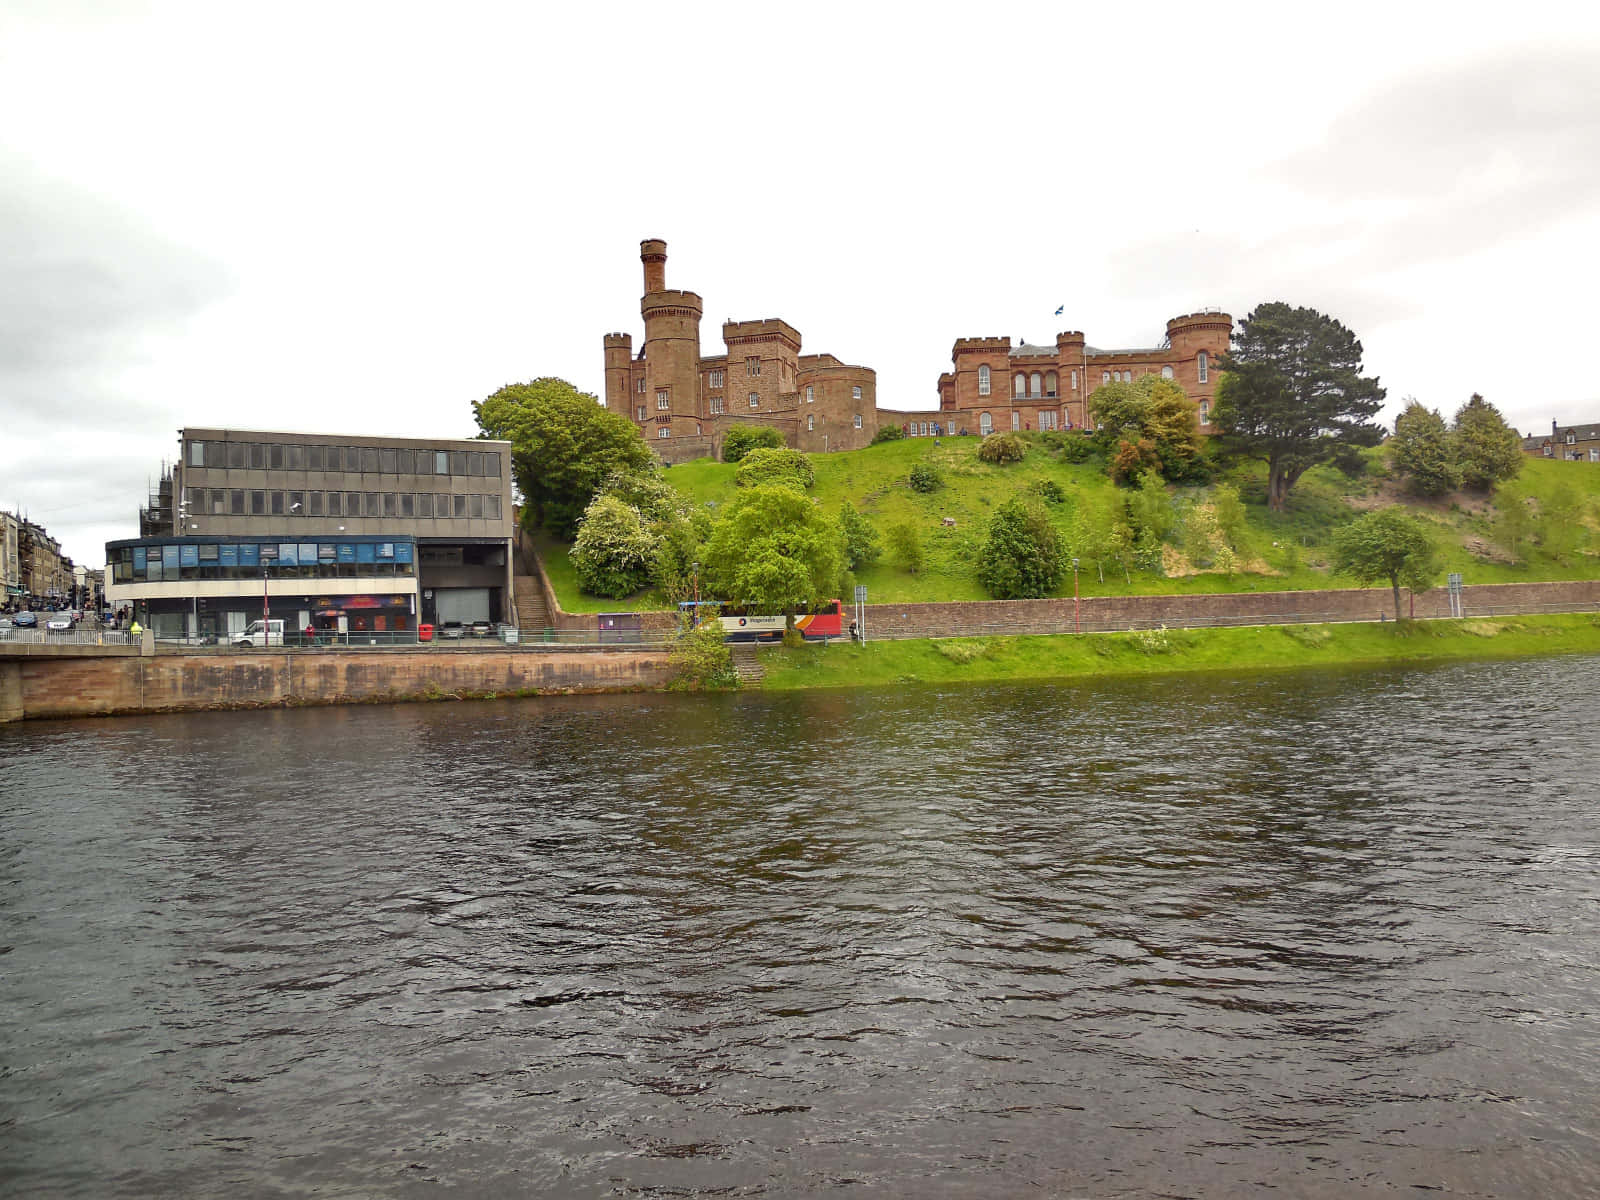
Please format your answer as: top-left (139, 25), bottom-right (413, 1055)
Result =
top-left (0, 618), bottom-right (12, 637)
top-left (469, 620), bottom-right (493, 638)
top-left (13, 611), bottom-right (39, 628)
top-left (439, 621), bottom-right (466, 639)
top-left (47, 613), bottom-right (77, 632)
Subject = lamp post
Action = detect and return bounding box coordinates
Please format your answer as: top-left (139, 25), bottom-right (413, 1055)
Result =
top-left (1072, 557), bottom-right (1080, 635)
top-left (692, 561), bottom-right (700, 616)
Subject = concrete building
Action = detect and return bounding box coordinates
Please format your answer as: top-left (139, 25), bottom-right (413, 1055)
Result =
top-left (105, 428), bottom-right (516, 641)
top-left (603, 240), bottom-right (879, 463)
top-left (1523, 419), bottom-right (1600, 462)
top-left (1, 512), bottom-right (20, 608)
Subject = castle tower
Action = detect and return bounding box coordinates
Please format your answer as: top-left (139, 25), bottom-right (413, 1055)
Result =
top-left (639, 239), bottom-right (703, 439)
top-left (602, 332), bottom-right (633, 417)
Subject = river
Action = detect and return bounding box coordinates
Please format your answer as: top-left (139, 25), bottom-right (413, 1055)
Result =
top-left (2, 657), bottom-right (1598, 1197)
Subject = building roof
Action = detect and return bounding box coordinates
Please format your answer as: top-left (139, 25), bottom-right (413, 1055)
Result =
top-left (1009, 343), bottom-right (1056, 358)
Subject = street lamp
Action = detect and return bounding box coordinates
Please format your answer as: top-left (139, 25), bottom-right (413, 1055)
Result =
top-left (692, 561), bottom-right (701, 617)
top-left (1072, 557), bottom-right (1080, 635)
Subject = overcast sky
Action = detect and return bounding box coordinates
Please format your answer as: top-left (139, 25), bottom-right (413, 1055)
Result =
top-left (4, 1), bottom-right (1598, 568)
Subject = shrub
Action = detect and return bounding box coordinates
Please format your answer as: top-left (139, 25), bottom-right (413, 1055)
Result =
top-left (838, 501), bottom-right (881, 570)
top-left (735, 447), bottom-right (815, 490)
top-left (570, 495), bottom-right (657, 598)
top-left (721, 425), bottom-right (785, 463)
top-left (978, 432), bottom-right (1026, 464)
top-left (870, 424), bottom-right (905, 445)
top-left (1057, 434), bottom-right (1098, 463)
top-left (668, 615), bottom-right (735, 690)
top-left (887, 522), bottom-right (924, 573)
top-left (978, 496), bottom-right (1065, 599)
top-left (908, 461), bottom-right (943, 493)
top-left (1035, 478), bottom-right (1066, 504)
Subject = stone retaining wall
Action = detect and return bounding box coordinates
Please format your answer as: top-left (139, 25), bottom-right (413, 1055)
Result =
top-left (10, 647), bottom-right (675, 722)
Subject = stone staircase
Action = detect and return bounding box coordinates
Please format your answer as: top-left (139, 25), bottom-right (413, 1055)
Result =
top-left (730, 643), bottom-right (764, 688)
top-left (512, 575), bottom-right (551, 634)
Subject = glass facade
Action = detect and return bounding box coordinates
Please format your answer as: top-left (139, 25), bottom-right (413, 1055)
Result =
top-left (110, 538), bottom-right (415, 584)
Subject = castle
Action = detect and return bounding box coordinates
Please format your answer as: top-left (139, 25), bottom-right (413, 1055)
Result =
top-left (603, 239), bottom-right (1231, 458)
top-left (603, 240), bottom-right (878, 464)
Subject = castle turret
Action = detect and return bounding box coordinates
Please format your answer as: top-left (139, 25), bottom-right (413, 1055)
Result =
top-left (638, 239), bottom-right (704, 438)
top-left (603, 332), bottom-right (633, 416)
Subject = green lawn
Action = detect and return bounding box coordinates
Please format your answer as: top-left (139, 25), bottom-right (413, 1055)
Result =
top-left (758, 613), bottom-right (1600, 691)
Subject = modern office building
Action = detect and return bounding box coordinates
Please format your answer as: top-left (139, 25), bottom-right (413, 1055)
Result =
top-left (105, 428), bottom-right (516, 640)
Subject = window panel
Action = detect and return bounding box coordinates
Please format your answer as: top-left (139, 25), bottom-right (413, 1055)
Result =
top-left (454, 494), bottom-right (468, 518)
top-left (469, 494), bottom-right (484, 519)
top-left (417, 493), bottom-right (433, 518)
top-left (228, 441), bottom-right (246, 469)
top-left (379, 448), bottom-right (398, 474)
top-left (360, 447), bottom-right (379, 473)
top-left (287, 444), bottom-right (306, 470)
top-left (486, 494), bottom-right (501, 521)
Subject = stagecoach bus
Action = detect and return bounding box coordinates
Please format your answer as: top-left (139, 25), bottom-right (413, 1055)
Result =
top-left (680, 599), bottom-right (845, 642)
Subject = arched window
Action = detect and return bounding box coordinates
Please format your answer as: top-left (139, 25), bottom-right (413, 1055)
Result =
top-left (1014, 373), bottom-right (1027, 397)
top-left (1030, 371), bottom-right (1042, 397)
top-left (1161, 365), bottom-right (1173, 380)
top-left (1197, 352), bottom-right (1209, 384)
top-left (979, 412), bottom-right (993, 435)
top-left (1045, 372), bottom-right (1058, 398)
top-left (1102, 371), bottom-right (1111, 385)
top-left (978, 365), bottom-right (991, 396)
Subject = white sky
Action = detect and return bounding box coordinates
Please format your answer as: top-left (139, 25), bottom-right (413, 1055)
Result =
top-left (4, 1), bottom-right (1598, 568)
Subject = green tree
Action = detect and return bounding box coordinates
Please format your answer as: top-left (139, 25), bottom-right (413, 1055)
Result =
top-left (978, 496), bottom-right (1066, 599)
top-left (1089, 375), bottom-right (1203, 483)
top-left (1537, 482), bottom-right (1584, 565)
top-left (667, 614), bottom-right (735, 691)
top-left (1213, 302), bottom-right (1385, 510)
top-left (1493, 484), bottom-right (1535, 562)
top-left (1390, 401), bottom-right (1461, 496)
top-left (886, 522), bottom-right (924, 573)
top-left (838, 501), bottom-right (882, 571)
top-left (735, 446), bottom-right (814, 490)
top-left (701, 486), bottom-right (843, 632)
top-left (1452, 393), bottom-right (1523, 490)
top-left (569, 495), bottom-right (657, 598)
top-left (721, 425), bottom-right (785, 463)
top-left (1211, 482), bottom-right (1248, 547)
top-left (473, 378), bottom-right (654, 538)
top-left (870, 424), bottom-right (906, 445)
top-left (1330, 508), bottom-right (1442, 621)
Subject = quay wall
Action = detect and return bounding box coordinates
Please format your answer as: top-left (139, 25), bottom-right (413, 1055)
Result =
top-left (8, 648), bottom-right (675, 722)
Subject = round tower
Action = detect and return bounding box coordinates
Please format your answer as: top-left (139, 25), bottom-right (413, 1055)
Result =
top-left (602, 332), bottom-right (633, 417)
top-left (638, 240), bottom-right (703, 439)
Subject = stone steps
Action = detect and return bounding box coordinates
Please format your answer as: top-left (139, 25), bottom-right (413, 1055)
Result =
top-left (730, 643), bottom-right (764, 688)
top-left (512, 574), bottom-right (550, 632)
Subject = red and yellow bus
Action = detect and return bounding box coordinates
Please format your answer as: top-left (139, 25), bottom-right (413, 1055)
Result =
top-left (682, 599), bottom-right (846, 642)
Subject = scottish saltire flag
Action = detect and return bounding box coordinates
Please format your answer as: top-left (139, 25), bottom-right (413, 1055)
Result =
top-left (1054, 305), bottom-right (1064, 316)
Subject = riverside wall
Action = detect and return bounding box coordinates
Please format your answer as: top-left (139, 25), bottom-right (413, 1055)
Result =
top-left (5, 647), bottom-right (676, 723)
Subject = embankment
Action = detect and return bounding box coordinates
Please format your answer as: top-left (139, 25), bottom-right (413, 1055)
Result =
top-left (2, 647), bottom-right (674, 722)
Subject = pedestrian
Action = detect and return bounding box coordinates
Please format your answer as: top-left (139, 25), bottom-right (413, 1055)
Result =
top-left (849, 618), bottom-right (859, 642)
top-left (304, 622), bottom-right (317, 645)
top-left (129, 619), bottom-right (143, 637)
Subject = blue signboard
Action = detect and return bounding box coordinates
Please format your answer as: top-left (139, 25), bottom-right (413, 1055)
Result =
top-left (133, 546), bottom-right (147, 571)
top-left (220, 543), bottom-right (239, 567)
top-left (377, 542), bottom-right (394, 559)
top-left (337, 544), bottom-right (356, 564)
top-left (278, 543), bottom-right (298, 566)
top-left (298, 543), bottom-right (317, 565)
top-left (239, 543), bottom-right (260, 567)
top-left (394, 542), bottom-right (413, 564)
top-left (318, 544), bottom-right (337, 562)
top-left (162, 545), bottom-right (180, 569)
top-left (355, 543), bottom-right (376, 564)
top-left (180, 545), bottom-right (199, 568)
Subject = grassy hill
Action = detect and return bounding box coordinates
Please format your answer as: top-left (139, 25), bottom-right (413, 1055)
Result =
top-left (539, 434), bottom-right (1600, 612)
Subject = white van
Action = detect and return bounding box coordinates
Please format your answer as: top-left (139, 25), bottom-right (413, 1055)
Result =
top-left (232, 619), bottom-right (285, 647)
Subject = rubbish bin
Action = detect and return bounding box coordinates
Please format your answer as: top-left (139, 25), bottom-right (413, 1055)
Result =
top-left (418, 623), bottom-right (434, 642)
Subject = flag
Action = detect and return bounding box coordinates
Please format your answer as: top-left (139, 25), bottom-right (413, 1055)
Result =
top-left (1054, 305), bottom-right (1064, 316)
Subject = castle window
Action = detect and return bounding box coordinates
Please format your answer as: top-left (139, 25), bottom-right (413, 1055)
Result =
top-left (1197, 351), bottom-right (1209, 384)
top-left (1200, 401), bottom-right (1211, 423)
top-left (1030, 371), bottom-right (1042, 398)
top-left (710, 396), bottom-right (724, 415)
top-left (748, 392), bottom-right (759, 408)
top-left (979, 412), bottom-right (993, 435)
top-left (1012, 411), bottom-right (1021, 431)
top-left (1070, 369), bottom-right (1078, 391)
top-left (852, 386), bottom-right (862, 400)
top-left (637, 377), bottom-right (646, 393)
top-left (1039, 411), bottom-right (1057, 431)
top-left (709, 369), bottom-right (724, 389)
top-left (854, 414), bottom-right (863, 429)
top-left (978, 365), bottom-right (991, 396)
top-left (657, 390), bottom-right (670, 410)
top-left (1162, 365), bottom-right (1174, 380)
top-left (1102, 371), bottom-right (1110, 385)
top-left (637, 406), bottom-right (646, 421)
top-left (807, 414), bottom-right (814, 431)
top-left (1045, 372), bottom-right (1057, 398)
top-left (806, 386), bottom-right (814, 403)
top-left (658, 427), bottom-right (670, 438)
top-left (746, 357), bottom-right (761, 377)
top-left (1014, 373), bottom-right (1026, 397)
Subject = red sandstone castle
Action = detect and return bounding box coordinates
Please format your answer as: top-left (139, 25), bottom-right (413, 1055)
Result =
top-left (604, 239), bottom-right (1230, 459)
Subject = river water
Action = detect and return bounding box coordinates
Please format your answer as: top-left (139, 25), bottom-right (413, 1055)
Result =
top-left (2, 657), bottom-right (1598, 1198)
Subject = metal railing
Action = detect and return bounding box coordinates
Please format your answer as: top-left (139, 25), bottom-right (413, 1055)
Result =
top-left (0, 627), bottom-right (136, 646)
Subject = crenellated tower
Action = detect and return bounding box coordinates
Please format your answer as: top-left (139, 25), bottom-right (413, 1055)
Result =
top-left (638, 239), bottom-right (704, 439)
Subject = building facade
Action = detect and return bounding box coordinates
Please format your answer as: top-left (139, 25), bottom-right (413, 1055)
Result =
top-left (603, 240), bottom-right (879, 463)
top-left (881, 314), bottom-right (1232, 440)
top-left (1, 512), bottom-right (19, 609)
top-left (105, 428), bottom-right (516, 640)
top-left (1523, 420), bottom-right (1600, 462)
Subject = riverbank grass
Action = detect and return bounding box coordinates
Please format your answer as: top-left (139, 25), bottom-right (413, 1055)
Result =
top-left (758, 614), bottom-right (1600, 690)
